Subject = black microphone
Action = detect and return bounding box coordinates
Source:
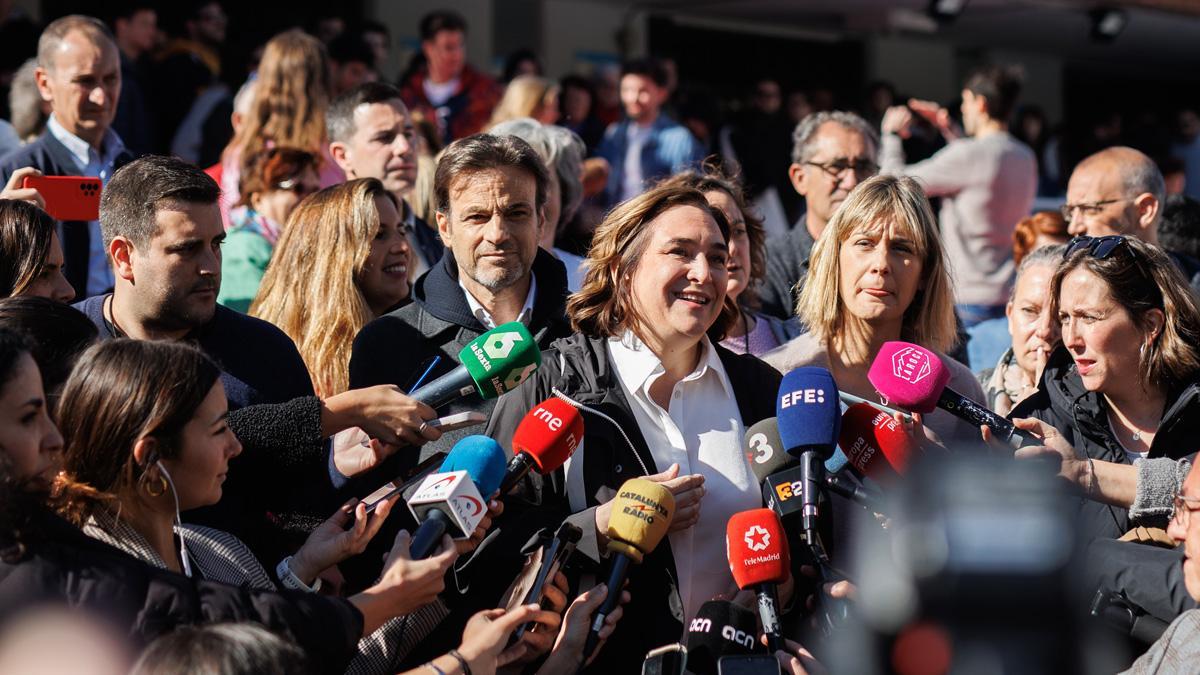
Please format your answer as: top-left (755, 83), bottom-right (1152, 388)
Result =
top-left (684, 600), bottom-right (759, 675)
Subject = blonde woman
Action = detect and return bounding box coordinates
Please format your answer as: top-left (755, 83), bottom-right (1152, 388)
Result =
top-left (763, 174), bottom-right (984, 445)
top-left (217, 30), bottom-right (344, 227)
top-left (488, 75), bottom-right (560, 128)
top-left (252, 179), bottom-right (411, 397)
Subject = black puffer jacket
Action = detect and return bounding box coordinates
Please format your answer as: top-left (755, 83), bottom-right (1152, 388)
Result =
top-left (1010, 345), bottom-right (1200, 542)
top-left (482, 332), bottom-right (782, 674)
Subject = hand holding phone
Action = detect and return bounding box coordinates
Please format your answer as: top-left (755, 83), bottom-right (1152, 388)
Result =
top-left (22, 175), bottom-right (101, 221)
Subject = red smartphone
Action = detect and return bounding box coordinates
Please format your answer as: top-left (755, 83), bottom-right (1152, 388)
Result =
top-left (23, 175), bottom-right (102, 221)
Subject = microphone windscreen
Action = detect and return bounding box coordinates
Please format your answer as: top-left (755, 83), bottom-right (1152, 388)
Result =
top-left (440, 435), bottom-right (507, 496)
top-left (683, 600), bottom-right (759, 675)
top-left (776, 367), bottom-right (840, 459)
top-left (457, 322), bottom-right (542, 400)
top-left (743, 418), bottom-right (793, 483)
top-left (867, 341), bottom-right (951, 414)
top-left (512, 397), bottom-right (583, 473)
top-left (838, 402), bottom-right (917, 483)
top-left (826, 446), bottom-right (850, 473)
top-left (725, 508), bottom-right (790, 589)
top-left (605, 478), bottom-right (675, 563)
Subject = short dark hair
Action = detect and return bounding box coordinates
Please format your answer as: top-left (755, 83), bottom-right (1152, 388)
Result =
top-left (620, 58), bottom-right (668, 89)
top-left (964, 65), bottom-right (1023, 122)
top-left (0, 296), bottom-right (97, 398)
top-left (131, 622), bottom-right (312, 675)
top-left (0, 200), bottom-right (59, 299)
top-left (1160, 194), bottom-right (1200, 260)
top-left (419, 10), bottom-right (466, 42)
top-left (327, 81), bottom-right (404, 143)
top-left (328, 32), bottom-right (375, 68)
top-left (100, 155), bottom-right (220, 249)
top-left (107, 1), bottom-right (156, 25)
top-left (434, 133), bottom-right (548, 214)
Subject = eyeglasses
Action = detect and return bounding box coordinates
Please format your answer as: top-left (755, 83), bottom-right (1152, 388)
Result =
top-left (1172, 491), bottom-right (1200, 529)
top-left (804, 159), bottom-right (878, 180)
top-left (1060, 199), bottom-right (1123, 222)
top-left (275, 178), bottom-right (319, 197)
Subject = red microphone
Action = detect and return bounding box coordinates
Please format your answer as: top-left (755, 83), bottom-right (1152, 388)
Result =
top-left (499, 397), bottom-right (583, 494)
top-left (726, 508), bottom-right (790, 652)
top-left (837, 402), bottom-right (917, 485)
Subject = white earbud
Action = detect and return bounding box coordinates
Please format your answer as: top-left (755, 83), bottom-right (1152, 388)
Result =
top-left (155, 461), bottom-right (193, 578)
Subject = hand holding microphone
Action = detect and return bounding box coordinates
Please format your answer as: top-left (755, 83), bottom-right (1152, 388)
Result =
top-left (406, 435), bottom-right (507, 559)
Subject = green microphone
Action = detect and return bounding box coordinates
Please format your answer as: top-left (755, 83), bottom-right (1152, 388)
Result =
top-left (410, 322), bottom-right (542, 407)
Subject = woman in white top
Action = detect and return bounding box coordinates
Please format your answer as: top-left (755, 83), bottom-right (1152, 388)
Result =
top-left (762, 174), bottom-right (985, 446)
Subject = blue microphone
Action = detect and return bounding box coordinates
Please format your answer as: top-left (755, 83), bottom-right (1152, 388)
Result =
top-left (407, 436), bottom-right (506, 559)
top-left (776, 367), bottom-right (841, 535)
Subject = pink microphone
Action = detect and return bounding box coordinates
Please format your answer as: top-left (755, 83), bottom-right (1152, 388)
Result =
top-left (867, 341), bottom-right (1035, 448)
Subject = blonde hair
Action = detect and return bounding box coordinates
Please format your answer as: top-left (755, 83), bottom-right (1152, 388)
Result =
top-left (488, 75), bottom-right (559, 129)
top-left (797, 174), bottom-right (958, 353)
top-left (250, 179), bottom-right (393, 397)
top-left (568, 182), bottom-right (735, 341)
top-left (223, 30), bottom-right (330, 170)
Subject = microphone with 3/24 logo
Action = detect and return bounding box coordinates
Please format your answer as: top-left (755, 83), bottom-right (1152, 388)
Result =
top-left (408, 322), bottom-right (542, 408)
top-left (406, 435), bottom-right (506, 559)
top-left (684, 600), bottom-right (759, 675)
top-left (726, 509), bottom-right (790, 653)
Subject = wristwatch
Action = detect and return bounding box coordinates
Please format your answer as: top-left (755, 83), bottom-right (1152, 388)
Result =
top-left (276, 555), bottom-right (323, 592)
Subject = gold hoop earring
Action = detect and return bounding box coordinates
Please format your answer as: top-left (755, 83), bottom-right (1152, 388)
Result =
top-left (145, 474), bottom-right (168, 498)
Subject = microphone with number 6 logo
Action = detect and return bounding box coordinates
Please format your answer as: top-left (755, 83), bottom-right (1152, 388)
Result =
top-left (406, 435), bottom-right (506, 559)
top-left (409, 322), bottom-right (542, 408)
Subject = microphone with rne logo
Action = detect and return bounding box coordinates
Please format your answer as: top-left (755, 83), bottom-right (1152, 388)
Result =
top-left (406, 436), bottom-right (506, 559)
top-left (408, 322), bottom-right (542, 408)
top-left (867, 341), bottom-right (1036, 448)
top-left (583, 477), bottom-right (675, 660)
top-left (727, 508), bottom-right (790, 652)
top-left (499, 397), bottom-right (583, 495)
top-left (837, 402), bottom-right (918, 485)
top-left (683, 600), bottom-right (759, 675)
top-left (776, 367), bottom-right (841, 537)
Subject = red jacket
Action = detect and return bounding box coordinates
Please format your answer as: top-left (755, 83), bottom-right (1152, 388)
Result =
top-left (400, 64), bottom-right (501, 145)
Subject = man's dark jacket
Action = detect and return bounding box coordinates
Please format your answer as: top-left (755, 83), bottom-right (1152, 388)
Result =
top-left (759, 217), bottom-right (815, 321)
top-left (0, 132), bottom-right (134, 297)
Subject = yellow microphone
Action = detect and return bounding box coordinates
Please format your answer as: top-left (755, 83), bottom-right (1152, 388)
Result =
top-left (584, 478), bottom-right (675, 658)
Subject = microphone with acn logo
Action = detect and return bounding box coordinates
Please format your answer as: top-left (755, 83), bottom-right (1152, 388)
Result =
top-left (867, 341), bottom-right (1036, 448)
top-left (498, 397), bottom-right (583, 495)
top-left (727, 509), bottom-right (790, 652)
top-left (775, 367), bottom-right (841, 538)
top-left (406, 435), bottom-right (506, 559)
top-left (583, 477), bottom-right (676, 660)
top-left (408, 322), bottom-right (542, 408)
top-left (683, 600), bottom-right (759, 675)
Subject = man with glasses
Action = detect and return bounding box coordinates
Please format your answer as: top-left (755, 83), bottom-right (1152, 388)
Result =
top-left (1063, 146), bottom-right (1200, 294)
top-left (880, 65), bottom-right (1037, 328)
top-left (759, 110), bottom-right (879, 320)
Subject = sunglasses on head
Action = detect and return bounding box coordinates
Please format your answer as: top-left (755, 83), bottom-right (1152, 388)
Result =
top-left (1063, 235), bottom-right (1132, 260)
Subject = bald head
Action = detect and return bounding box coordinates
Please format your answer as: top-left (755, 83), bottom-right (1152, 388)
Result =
top-left (1065, 146), bottom-right (1164, 241)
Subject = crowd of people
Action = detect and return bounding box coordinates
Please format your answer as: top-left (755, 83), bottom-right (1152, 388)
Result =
top-left (2, 5), bottom-right (1200, 675)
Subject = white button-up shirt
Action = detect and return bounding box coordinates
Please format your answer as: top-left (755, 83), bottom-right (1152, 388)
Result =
top-left (46, 114), bottom-right (126, 297)
top-left (606, 331), bottom-right (759, 629)
top-left (458, 274), bottom-right (537, 330)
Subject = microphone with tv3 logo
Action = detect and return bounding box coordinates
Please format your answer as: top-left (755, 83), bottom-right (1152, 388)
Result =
top-left (727, 509), bottom-right (790, 653)
top-left (406, 435), bottom-right (506, 559)
top-left (408, 322), bottom-right (542, 408)
top-left (867, 341), bottom-right (1037, 448)
top-left (684, 600), bottom-right (759, 675)
top-left (837, 402), bottom-right (918, 486)
top-left (499, 397), bottom-right (583, 495)
top-left (775, 367), bottom-right (841, 537)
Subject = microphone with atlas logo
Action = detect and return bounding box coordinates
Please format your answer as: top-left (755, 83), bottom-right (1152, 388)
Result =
top-left (408, 322), bottom-right (542, 408)
top-left (406, 435), bottom-right (506, 559)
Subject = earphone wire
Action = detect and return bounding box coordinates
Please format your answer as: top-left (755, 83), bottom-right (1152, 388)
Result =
top-left (156, 461), bottom-right (193, 578)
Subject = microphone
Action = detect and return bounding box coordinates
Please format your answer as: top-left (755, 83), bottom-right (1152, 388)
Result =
top-left (499, 397), bottom-right (583, 495)
top-left (837, 402), bottom-right (918, 485)
top-left (584, 477), bottom-right (676, 660)
top-left (748, 418), bottom-right (882, 515)
top-left (683, 600), bottom-right (758, 675)
top-left (867, 341), bottom-right (1036, 448)
top-left (726, 509), bottom-right (790, 652)
top-left (409, 322), bottom-right (542, 407)
top-left (775, 367), bottom-right (841, 536)
top-left (406, 435), bottom-right (506, 559)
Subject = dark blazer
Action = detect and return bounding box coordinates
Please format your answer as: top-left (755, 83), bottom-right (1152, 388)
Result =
top-left (0, 131), bottom-right (134, 298)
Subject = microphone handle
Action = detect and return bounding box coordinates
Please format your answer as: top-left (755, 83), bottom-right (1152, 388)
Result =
top-left (410, 367), bottom-right (477, 408)
top-left (584, 553), bottom-right (631, 659)
top-left (824, 473), bottom-right (883, 512)
top-left (498, 452), bottom-right (535, 496)
top-left (798, 449), bottom-right (825, 536)
top-left (409, 509), bottom-right (452, 559)
top-left (937, 388), bottom-right (1038, 448)
top-left (756, 582), bottom-right (783, 652)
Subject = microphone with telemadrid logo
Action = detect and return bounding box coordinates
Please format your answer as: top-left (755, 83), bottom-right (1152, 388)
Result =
top-left (775, 367), bottom-right (841, 537)
top-left (837, 402), bottom-right (919, 485)
top-left (406, 435), bottom-right (506, 559)
top-left (727, 508), bottom-right (790, 652)
top-left (409, 322), bottom-right (542, 408)
top-left (867, 341), bottom-right (1037, 448)
top-left (683, 600), bottom-right (759, 675)
top-left (499, 397), bottom-right (583, 495)
top-left (583, 477), bottom-right (676, 660)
